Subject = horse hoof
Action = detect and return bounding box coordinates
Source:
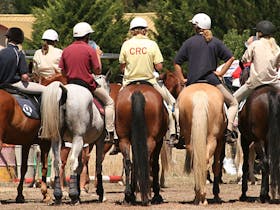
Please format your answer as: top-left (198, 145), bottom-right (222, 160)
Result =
top-left (70, 198), bottom-right (80, 206)
top-left (151, 194), bottom-right (164, 204)
top-left (213, 196), bottom-right (222, 204)
top-left (16, 195), bottom-right (25, 203)
top-left (54, 198), bottom-right (62, 205)
top-left (260, 194), bottom-right (270, 203)
top-left (239, 194), bottom-right (248, 202)
top-left (124, 194), bottom-right (136, 205)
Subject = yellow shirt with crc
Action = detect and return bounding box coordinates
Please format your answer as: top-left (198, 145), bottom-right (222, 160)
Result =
top-left (119, 34), bottom-right (163, 86)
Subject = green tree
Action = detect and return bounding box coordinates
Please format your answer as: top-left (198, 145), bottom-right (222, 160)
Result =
top-left (223, 29), bottom-right (250, 60)
top-left (153, 0), bottom-right (193, 71)
top-left (14, 0), bottom-right (48, 13)
top-left (0, 0), bottom-right (16, 13)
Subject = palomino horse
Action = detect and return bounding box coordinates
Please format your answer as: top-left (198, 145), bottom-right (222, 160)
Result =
top-left (239, 85), bottom-right (280, 202)
top-left (40, 81), bottom-right (106, 205)
top-left (177, 83), bottom-right (226, 205)
top-left (0, 86), bottom-right (52, 203)
top-left (115, 82), bottom-right (168, 205)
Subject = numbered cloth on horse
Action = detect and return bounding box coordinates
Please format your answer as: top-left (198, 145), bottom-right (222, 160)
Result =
top-left (0, 83), bottom-right (40, 119)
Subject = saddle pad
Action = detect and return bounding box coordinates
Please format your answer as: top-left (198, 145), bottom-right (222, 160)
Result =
top-left (15, 96), bottom-right (40, 120)
top-left (93, 97), bottom-right (105, 115)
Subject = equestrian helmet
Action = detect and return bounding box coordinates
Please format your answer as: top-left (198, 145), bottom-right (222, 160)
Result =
top-left (189, 13), bottom-right (211, 30)
top-left (130, 17), bottom-right (148, 30)
top-left (73, 22), bottom-right (94, 38)
top-left (42, 29), bottom-right (59, 41)
top-left (5, 27), bottom-right (24, 44)
top-left (256, 20), bottom-right (275, 36)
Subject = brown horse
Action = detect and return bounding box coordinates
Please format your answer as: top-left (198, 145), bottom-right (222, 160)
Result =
top-left (177, 83), bottom-right (226, 205)
top-left (0, 88), bottom-right (51, 203)
top-left (239, 85), bottom-right (280, 202)
top-left (115, 82), bottom-right (168, 205)
top-left (162, 70), bottom-right (184, 99)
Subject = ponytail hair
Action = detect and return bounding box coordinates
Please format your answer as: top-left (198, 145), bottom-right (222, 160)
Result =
top-left (41, 40), bottom-right (49, 55)
top-left (202, 29), bottom-right (213, 42)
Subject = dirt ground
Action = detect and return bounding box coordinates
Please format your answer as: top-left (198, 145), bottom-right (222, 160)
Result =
top-left (0, 149), bottom-right (279, 210)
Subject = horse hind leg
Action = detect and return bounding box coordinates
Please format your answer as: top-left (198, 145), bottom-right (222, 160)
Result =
top-left (16, 144), bottom-right (31, 203)
top-left (151, 139), bottom-right (164, 204)
top-left (51, 140), bottom-right (63, 205)
top-left (95, 137), bottom-right (105, 202)
top-left (68, 136), bottom-right (84, 205)
top-left (39, 140), bottom-right (52, 203)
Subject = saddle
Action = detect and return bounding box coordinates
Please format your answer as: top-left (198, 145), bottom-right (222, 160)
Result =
top-left (0, 83), bottom-right (41, 119)
top-left (68, 79), bottom-right (105, 115)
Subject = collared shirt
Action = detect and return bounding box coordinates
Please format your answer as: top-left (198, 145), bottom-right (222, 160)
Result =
top-left (242, 37), bottom-right (280, 88)
top-left (0, 43), bottom-right (28, 83)
top-left (119, 34), bottom-right (163, 86)
top-left (174, 34), bottom-right (232, 85)
top-left (33, 45), bottom-right (62, 79)
top-left (59, 40), bottom-right (100, 88)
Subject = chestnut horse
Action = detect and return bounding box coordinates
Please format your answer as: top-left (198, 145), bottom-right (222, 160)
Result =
top-left (0, 87), bottom-right (50, 203)
top-left (116, 82), bottom-right (168, 205)
top-left (177, 83), bottom-right (226, 205)
top-left (239, 85), bottom-right (280, 202)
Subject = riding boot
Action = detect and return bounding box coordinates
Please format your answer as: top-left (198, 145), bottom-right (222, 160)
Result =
top-left (109, 134), bottom-right (121, 155)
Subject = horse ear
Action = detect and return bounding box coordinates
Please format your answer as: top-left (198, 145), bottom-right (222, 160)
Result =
top-left (105, 70), bottom-right (111, 81)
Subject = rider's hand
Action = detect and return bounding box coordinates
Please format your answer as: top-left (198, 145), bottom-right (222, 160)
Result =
top-left (21, 73), bottom-right (30, 82)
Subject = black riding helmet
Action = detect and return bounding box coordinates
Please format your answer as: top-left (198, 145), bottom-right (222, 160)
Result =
top-left (256, 20), bottom-right (275, 36)
top-left (5, 27), bottom-right (24, 44)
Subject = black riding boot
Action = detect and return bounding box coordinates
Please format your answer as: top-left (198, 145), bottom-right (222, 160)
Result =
top-left (109, 135), bottom-right (121, 155)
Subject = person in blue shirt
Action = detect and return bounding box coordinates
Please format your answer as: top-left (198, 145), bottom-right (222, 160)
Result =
top-left (0, 27), bottom-right (45, 94)
top-left (173, 13), bottom-right (238, 142)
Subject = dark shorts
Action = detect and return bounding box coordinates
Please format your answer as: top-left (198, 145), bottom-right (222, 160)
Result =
top-left (201, 73), bottom-right (221, 86)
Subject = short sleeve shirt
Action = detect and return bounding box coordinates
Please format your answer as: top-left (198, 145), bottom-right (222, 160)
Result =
top-left (119, 34), bottom-right (163, 86)
top-left (59, 41), bottom-right (100, 88)
top-left (0, 43), bottom-right (28, 83)
top-left (174, 34), bottom-right (232, 85)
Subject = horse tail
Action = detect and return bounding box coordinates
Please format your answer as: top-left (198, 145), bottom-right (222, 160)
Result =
top-left (41, 81), bottom-right (67, 141)
top-left (267, 89), bottom-right (280, 194)
top-left (187, 91), bottom-right (208, 193)
top-left (131, 91), bottom-right (149, 198)
top-left (160, 141), bottom-right (169, 173)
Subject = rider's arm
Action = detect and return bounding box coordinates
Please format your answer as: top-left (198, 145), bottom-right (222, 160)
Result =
top-left (174, 63), bottom-right (187, 83)
top-left (120, 63), bottom-right (126, 74)
top-left (154, 62), bottom-right (163, 72)
top-left (214, 56), bottom-right (235, 77)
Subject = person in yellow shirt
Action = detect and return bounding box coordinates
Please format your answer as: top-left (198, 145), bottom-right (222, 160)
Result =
top-left (118, 17), bottom-right (180, 151)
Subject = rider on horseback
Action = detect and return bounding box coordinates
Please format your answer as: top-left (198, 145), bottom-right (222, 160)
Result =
top-left (118, 17), bottom-right (180, 149)
top-left (0, 27), bottom-right (45, 94)
top-left (59, 22), bottom-right (115, 144)
top-left (173, 13), bottom-right (239, 142)
top-left (234, 20), bottom-right (280, 102)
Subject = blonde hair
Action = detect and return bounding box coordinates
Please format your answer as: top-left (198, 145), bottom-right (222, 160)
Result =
top-left (202, 29), bottom-right (213, 42)
top-left (131, 28), bottom-right (147, 36)
top-left (268, 37), bottom-right (279, 55)
top-left (41, 40), bottom-right (49, 55)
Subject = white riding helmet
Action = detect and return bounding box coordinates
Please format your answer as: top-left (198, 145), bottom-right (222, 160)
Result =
top-left (189, 13), bottom-right (211, 30)
top-left (130, 17), bottom-right (148, 30)
top-left (73, 22), bottom-right (94, 38)
top-left (42, 29), bottom-right (59, 41)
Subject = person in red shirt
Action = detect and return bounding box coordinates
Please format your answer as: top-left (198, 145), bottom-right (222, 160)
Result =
top-left (59, 22), bottom-right (115, 143)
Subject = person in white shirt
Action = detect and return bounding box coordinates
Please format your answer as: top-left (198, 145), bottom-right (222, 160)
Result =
top-left (32, 29), bottom-right (62, 84)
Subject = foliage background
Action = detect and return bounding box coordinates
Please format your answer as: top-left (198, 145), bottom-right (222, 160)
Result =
top-left (1, 0), bottom-right (280, 78)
